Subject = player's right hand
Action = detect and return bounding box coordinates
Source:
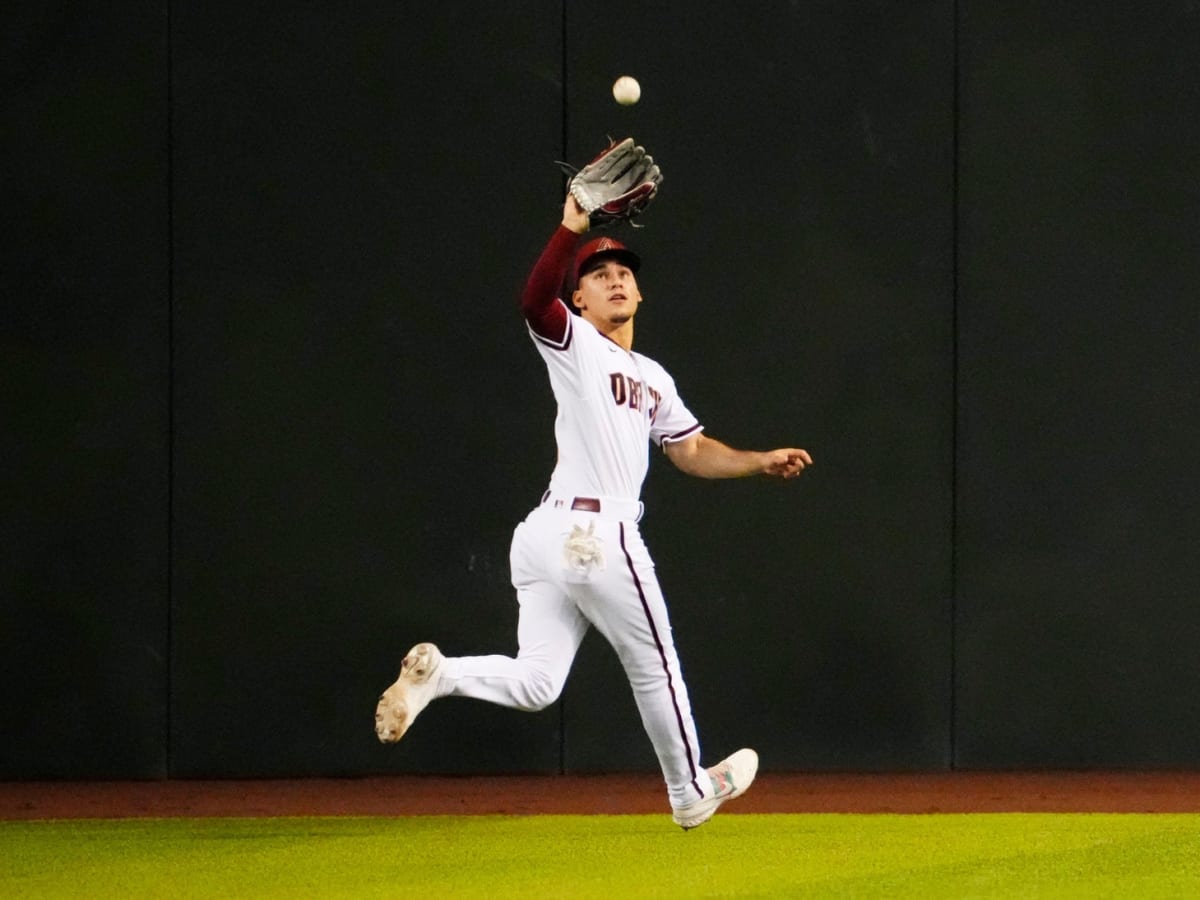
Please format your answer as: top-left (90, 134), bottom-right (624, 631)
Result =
top-left (562, 194), bottom-right (590, 234)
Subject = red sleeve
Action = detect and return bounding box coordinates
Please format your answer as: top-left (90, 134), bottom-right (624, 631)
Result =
top-left (520, 225), bottom-right (579, 344)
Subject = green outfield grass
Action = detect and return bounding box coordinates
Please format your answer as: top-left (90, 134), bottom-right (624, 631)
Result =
top-left (3, 813), bottom-right (1199, 898)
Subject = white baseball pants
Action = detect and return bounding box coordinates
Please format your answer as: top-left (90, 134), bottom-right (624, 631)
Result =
top-left (433, 495), bottom-right (709, 809)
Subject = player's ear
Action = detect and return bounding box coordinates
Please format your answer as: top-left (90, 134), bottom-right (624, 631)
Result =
top-left (571, 289), bottom-right (585, 310)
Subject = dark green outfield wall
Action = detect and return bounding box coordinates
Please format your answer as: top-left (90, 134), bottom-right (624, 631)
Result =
top-left (4, 1), bottom-right (1198, 779)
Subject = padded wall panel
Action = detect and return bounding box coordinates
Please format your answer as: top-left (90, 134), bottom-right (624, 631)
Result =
top-left (955, 2), bottom-right (1200, 766)
top-left (561, 1), bottom-right (956, 772)
top-left (169, 2), bottom-right (565, 776)
top-left (2, 4), bottom-right (169, 778)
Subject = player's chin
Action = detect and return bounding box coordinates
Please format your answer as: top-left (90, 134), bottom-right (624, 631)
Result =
top-left (608, 311), bottom-right (634, 325)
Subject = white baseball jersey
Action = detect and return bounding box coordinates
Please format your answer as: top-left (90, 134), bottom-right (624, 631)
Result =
top-left (528, 299), bottom-right (703, 501)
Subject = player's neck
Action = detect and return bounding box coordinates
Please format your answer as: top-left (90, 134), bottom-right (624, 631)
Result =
top-left (583, 310), bottom-right (635, 352)
top-left (601, 321), bottom-right (634, 352)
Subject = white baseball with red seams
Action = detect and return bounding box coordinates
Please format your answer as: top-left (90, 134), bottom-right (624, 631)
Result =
top-left (613, 75), bottom-right (641, 106)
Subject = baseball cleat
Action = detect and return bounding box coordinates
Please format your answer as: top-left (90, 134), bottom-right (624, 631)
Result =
top-left (671, 748), bottom-right (759, 830)
top-left (375, 643), bottom-right (444, 743)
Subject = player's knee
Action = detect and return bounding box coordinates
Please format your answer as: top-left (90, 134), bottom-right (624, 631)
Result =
top-left (517, 668), bottom-right (563, 711)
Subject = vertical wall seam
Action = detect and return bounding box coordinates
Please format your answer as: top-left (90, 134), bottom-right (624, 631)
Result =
top-left (561, 0), bottom-right (570, 168)
top-left (949, 0), bottom-right (961, 771)
top-left (165, 0), bottom-right (175, 779)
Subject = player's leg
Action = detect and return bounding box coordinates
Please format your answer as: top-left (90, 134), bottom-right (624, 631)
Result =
top-left (436, 580), bottom-right (588, 710)
top-left (374, 579), bottom-right (585, 742)
top-left (584, 521), bottom-right (759, 827)
top-left (375, 514), bottom-right (586, 742)
top-left (397, 511), bottom-right (587, 712)
top-left (575, 520), bottom-right (708, 809)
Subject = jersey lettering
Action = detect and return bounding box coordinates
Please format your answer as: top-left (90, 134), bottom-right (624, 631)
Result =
top-left (648, 386), bottom-right (662, 422)
top-left (609, 373), bottom-right (663, 421)
top-left (609, 372), bottom-right (627, 405)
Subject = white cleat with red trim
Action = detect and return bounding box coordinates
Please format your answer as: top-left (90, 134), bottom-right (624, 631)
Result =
top-left (671, 748), bottom-right (759, 830)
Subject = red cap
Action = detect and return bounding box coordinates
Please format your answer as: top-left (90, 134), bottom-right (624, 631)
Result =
top-left (574, 236), bottom-right (641, 283)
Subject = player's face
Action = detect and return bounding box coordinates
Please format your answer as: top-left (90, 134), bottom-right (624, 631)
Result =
top-left (572, 260), bottom-right (642, 327)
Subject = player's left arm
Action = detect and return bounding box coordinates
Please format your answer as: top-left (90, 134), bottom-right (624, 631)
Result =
top-left (664, 433), bottom-right (812, 480)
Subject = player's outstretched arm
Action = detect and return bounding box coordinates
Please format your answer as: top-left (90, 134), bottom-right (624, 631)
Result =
top-left (519, 194), bottom-right (591, 342)
top-left (664, 433), bottom-right (812, 480)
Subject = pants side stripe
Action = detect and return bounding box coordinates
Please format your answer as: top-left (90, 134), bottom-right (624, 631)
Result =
top-left (619, 522), bottom-right (703, 800)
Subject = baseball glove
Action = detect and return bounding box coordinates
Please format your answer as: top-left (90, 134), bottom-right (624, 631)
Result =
top-left (563, 137), bottom-right (663, 227)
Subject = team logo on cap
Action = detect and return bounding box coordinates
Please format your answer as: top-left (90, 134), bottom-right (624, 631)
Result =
top-left (596, 238), bottom-right (617, 251)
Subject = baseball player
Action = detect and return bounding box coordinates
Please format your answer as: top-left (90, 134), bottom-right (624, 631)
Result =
top-left (376, 141), bottom-right (812, 829)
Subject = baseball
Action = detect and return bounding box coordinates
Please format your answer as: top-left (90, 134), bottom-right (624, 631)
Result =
top-left (612, 75), bottom-right (641, 106)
